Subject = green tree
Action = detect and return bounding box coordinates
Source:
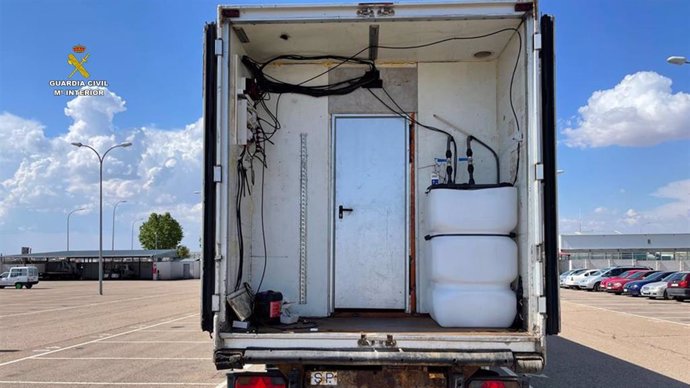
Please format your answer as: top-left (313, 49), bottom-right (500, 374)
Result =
top-left (139, 212), bottom-right (183, 250)
top-left (176, 245), bottom-right (190, 258)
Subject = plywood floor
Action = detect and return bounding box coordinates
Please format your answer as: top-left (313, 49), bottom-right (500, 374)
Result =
top-left (255, 313), bottom-right (523, 334)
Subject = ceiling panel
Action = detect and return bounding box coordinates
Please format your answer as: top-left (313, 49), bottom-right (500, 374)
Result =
top-left (237, 18), bottom-right (522, 63)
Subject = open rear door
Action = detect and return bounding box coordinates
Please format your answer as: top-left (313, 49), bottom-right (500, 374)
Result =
top-left (540, 14), bottom-right (560, 335)
top-left (201, 22), bottom-right (217, 333)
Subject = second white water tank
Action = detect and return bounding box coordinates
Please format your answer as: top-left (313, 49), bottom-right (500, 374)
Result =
top-left (428, 236), bottom-right (517, 285)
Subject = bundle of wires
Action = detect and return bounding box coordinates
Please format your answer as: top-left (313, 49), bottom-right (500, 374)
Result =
top-left (233, 92), bottom-right (283, 294)
top-left (242, 55), bottom-right (380, 97)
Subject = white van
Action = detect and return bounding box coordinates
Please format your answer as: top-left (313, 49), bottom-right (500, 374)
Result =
top-left (0, 266), bottom-right (40, 289)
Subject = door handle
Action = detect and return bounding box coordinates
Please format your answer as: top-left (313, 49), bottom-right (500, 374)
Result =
top-left (338, 205), bottom-right (354, 219)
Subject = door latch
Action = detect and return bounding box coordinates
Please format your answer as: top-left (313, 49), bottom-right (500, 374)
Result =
top-left (338, 205), bottom-right (354, 219)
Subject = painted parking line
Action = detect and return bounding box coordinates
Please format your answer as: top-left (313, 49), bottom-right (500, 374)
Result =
top-left (0, 313), bottom-right (198, 368)
top-left (135, 329), bottom-right (201, 332)
top-left (620, 311), bottom-right (690, 315)
top-left (562, 300), bottom-right (690, 328)
top-left (0, 294), bottom-right (184, 318)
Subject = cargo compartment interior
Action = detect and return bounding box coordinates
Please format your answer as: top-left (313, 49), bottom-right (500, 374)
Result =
top-left (223, 16), bottom-right (532, 334)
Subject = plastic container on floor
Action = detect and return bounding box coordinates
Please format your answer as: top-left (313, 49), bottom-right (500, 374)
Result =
top-left (429, 284), bottom-right (517, 328)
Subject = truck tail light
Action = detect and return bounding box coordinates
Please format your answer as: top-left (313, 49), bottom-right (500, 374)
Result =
top-left (233, 375), bottom-right (286, 388)
top-left (467, 378), bottom-right (520, 388)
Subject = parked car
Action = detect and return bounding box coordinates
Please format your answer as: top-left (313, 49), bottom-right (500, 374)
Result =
top-left (560, 268), bottom-right (588, 288)
top-left (601, 270), bottom-right (649, 294)
top-left (640, 272), bottom-right (680, 300)
top-left (605, 270), bottom-right (657, 295)
top-left (666, 271), bottom-right (690, 302)
top-left (564, 269), bottom-right (599, 289)
top-left (578, 266), bottom-right (651, 291)
top-left (623, 271), bottom-right (675, 296)
top-left (0, 266), bottom-right (39, 289)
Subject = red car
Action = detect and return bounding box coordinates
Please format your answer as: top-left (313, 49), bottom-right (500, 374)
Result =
top-left (603, 270), bottom-right (654, 295)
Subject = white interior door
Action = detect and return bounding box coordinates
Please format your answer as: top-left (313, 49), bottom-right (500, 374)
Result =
top-left (334, 116), bottom-right (407, 309)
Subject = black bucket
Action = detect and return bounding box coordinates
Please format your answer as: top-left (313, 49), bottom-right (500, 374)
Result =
top-left (254, 291), bottom-right (283, 325)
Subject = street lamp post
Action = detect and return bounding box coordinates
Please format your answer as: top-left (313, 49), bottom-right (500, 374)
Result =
top-left (71, 141), bottom-right (132, 295)
top-left (112, 200), bottom-right (127, 250)
top-left (67, 207), bottom-right (86, 251)
top-left (667, 56), bottom-right (689, 65)
top-left (131, 218), bottom-right (144, 249)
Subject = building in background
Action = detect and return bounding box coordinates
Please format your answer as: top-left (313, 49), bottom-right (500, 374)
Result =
top-left (559, 233), bottom-right (690, 272)
top-left (1, 250), bottom-right (200, 280)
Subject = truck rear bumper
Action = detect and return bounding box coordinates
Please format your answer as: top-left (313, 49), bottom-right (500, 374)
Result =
top-left (215, 348), bottom-right (544, 372)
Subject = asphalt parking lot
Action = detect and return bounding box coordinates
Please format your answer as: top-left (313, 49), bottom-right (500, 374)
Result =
top-left (0, 280), bottom-right (225, 387)
top-left (561, 287), bottom-right (690, 326)
top-left (2, 281), bottom-right (689, 387)
top-left (533, 289), bottom-right (690, 388)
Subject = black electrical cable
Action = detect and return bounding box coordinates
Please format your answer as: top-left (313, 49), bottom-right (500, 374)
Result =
top-left (256, 163), bottom-right (268, 294)
top-left (243, 28), bottom-right (523, 102)
top-left (370, 87), bottom-right (458, 183)
top-left (468, 136), bottom-right (500, 184)
top-left (376, 28), bottom-right (521, 185)
top-left (466, 139), bottom-right (475, 185)
top-left (508, 27), bottom-right (523, 185)
top-left (288, 28), bottom-right (523, 91)
top-left (234, 160), bottom-right (245, 292)
top-left (242, 55), bottom-right (379, 97)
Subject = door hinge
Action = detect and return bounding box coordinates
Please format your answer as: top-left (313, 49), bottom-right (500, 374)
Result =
top-left (214, 39), bottom-right (223, 56)
top-left (536, 243), bottom-right (544, 262)
top-left (213, 165), bottom-right (222, 182)
top-left (212, 294), bottom-right (220, 312)
top-left (533, 33), bottom-right (542, 50)
top-left (535, 163), bottom-right (544, 181)
top-left (538, 296), bottom-right (547, 314)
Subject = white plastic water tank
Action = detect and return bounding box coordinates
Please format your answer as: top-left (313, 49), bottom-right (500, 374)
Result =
top-left (427, 185), bottom-right (517, 234)
top-left (425, 184), bottom-right (518, 328)
top-left (429, 284), bottom-right (517, 328)
top-left (428, 236), bottom-right (517, 284)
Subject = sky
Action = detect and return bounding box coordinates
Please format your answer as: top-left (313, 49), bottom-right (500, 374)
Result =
top-left (0, 0), bottom-right (689, 255)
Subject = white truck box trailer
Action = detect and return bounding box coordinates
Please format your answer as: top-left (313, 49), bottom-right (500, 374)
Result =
top-left (201, 2), bottom-right (559, 386)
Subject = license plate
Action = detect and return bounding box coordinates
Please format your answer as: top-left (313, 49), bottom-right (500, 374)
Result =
top-left (671, 284), bottom-right (678, 287)
top-left (310, 371), bottom-right (338, 385)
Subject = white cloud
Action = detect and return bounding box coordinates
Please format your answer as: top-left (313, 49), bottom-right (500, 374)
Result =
top-left (0, 113), bottom-right (49, 181)
top-left (64, 88), bottom-right (126, 140)
top-left (646, 179), bottom-right (690, 227)
top-left (560, 179), bottom-right (690, 234)
top-left (563, 71), bottom-right (690, 148)
top-left (623, 208), bottom-right (640, 225)
top-left (0, 88), bottom-right (202, 253)
top-left (594, 207), bottom-right (608, 214)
